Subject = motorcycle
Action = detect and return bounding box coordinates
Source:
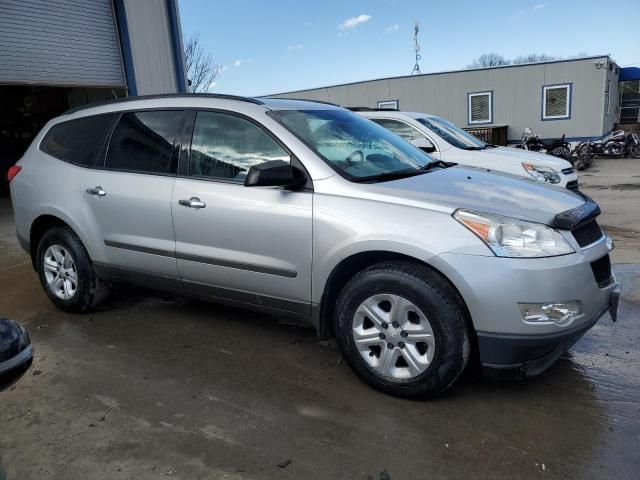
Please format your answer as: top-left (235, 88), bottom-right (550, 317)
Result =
top-left (575, 130), bottom-right (640, 160)
top-left (516, 128), bottom-right (573, 162)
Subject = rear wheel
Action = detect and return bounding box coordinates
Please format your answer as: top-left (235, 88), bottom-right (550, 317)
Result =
top-left (630, 144), bottom-right (640, 159)
top-left (335, 262), bottom-right (470, 398)
top-left (36, 227), bottom-right (108, 312)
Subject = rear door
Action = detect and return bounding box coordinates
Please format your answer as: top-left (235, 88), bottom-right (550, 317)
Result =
top-left (82, 110), bottom-right (184, 281)
top-left (171, 110), bottom-right (313, 315)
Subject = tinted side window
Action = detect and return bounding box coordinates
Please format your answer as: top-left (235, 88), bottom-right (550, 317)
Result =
top-left (105, 111), bottom-right (183, 174)
top-left (371, 118), bottom-right (427, 143)
top-left (189, 111), bottom-right (289, 182)
top-left (40, 114), bottom-right (115, 166)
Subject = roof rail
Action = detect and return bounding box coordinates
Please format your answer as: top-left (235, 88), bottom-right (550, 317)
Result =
top-left (63, 93), bottom-right (264, 115)
top-left (262, 97), bottom-right (340, 107)
top-left (347, 106), bottom-right (399, 112)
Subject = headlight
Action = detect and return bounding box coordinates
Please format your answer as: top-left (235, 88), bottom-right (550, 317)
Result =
top-left (453, 209), bottom-right (574, 257)
top-left (522, 163), bottom-right (561, 184)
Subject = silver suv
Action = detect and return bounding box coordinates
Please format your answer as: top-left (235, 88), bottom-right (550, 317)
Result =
top-left (8, 94), bottom-right (620, 398)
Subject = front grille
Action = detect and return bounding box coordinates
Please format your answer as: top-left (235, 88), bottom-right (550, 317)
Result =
top-left (566, 180), bottom-right (579, 191)
top-left (572, 220), bottom-right (603, 247)
top-left (590, 254), bottom-right (612, 288)
top-left (562, 167), bottom-right (575, 175)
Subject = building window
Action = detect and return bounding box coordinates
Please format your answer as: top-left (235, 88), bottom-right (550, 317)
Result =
top-left (468, 92), bottom-right (492, 124)
top-left (542, 84), bottom-right (571, 120)
top-left (377, 100), bottom-right (399, 110)
top-left (605, 80), bottom-right (611, 115)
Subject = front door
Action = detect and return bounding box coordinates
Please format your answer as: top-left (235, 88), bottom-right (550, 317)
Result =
top-left (82, 110), bottom-right (184, 280)
top-left (171, 110), bottom-right (313, 315)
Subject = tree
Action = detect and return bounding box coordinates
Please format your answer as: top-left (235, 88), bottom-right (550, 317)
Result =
top-left (467, 53), bottom-right (510, 69)
top-left (184, 33), bottom-right (220, 93)
top-left (513, 53), bottom-right (558, 64)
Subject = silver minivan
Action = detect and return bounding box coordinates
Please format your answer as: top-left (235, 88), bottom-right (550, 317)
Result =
top-left (8, 94), bottom-right (620, 398)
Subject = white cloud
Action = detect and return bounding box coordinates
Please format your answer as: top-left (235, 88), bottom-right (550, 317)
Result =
top-left (339, 14), bottom-right (372, 30)
top-left (385, 24), bottom-right (399, 32)
top-left (533, 3), bottom-right (546, 10)
top-left (287, 44), bottom-right (304, 51)
top-left (234, 59), bottom-right (251, 67)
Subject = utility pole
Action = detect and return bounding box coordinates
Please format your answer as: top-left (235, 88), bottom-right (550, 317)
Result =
top-left (411, 22), bottom-right (422, 75)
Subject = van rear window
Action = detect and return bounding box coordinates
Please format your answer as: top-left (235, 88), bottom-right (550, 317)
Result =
top-left (40, 113), bottom-right (115, 166)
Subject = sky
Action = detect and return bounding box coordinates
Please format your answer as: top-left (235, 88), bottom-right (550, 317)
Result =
top-left (177, 0), bottom-right (640, 97)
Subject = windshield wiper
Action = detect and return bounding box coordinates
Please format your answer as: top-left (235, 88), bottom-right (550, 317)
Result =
top-left (352, 169), bottom-right (419, 183)
top-left (417, 160), bottom-right (456, 171)
top-left (462, 144), bottom-right (497, 150)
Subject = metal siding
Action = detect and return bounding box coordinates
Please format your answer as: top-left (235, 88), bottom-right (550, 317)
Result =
top-left (270, 57), bottom-right (611, 140)
top-left (122, 0), bottom-right (178, 94)
top-left (0, 0), bottom-right (125, 87)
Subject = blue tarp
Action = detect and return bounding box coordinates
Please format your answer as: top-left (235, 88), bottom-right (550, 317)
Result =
top-left (620, 67), bottom-right (640, 81)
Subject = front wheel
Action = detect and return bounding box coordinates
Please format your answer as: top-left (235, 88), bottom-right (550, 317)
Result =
top-left (334, 262), bottom-right (470, 398)
top-left (630, 144), bottom-right (640, 159)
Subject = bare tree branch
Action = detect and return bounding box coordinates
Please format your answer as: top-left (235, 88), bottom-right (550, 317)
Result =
top-left (467, 53), bottom-right (510, 69)
top-left (184, 33), bottom-right (221, 93)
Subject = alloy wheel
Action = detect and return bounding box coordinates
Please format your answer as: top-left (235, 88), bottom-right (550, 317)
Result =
top-left (43, 245), bottom-right (78, 300)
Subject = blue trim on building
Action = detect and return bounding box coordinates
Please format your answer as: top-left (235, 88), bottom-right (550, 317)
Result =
top-left (166, 0), bottom-right (188, 93)
top-left (541, 83), bottom-right (572, 121)
top-left (467, 90), bottom-right (493, 125)
top-left (620, 67), bottom-right (640, 82)
top-left (113, 0), bottom-right (137, 96)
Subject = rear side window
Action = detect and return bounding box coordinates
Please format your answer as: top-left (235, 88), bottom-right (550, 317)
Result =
top-left (105, 111), bottom-right (184, 175)
top-left (40, 114), bottom-right (115, 166)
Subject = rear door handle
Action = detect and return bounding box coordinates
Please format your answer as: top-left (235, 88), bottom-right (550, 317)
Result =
top-left (86, 186), bottom-right (107, 197)
top-left (178, 197), bottom-right (206, 209)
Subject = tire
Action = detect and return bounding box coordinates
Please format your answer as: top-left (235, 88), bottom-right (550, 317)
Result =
top-left (334, 262), bottom-right (470, 399)
top-left (36, 226), bottom-right (108, 313)
top-left (630, 145), bottom-right (640, 159)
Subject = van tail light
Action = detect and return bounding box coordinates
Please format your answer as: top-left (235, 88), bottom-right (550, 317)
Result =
top-left (7, 165), bottom-right (22, 183)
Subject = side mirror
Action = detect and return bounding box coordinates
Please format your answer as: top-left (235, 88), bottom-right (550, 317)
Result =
top-left (0, 318), bottom-right (33, 392)
top-left (411, 137), bottom-right (436, 153)
top-left (244, 160), bottom-right (307, 189)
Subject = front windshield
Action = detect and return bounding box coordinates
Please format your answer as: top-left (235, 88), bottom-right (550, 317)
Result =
top-left (270, 109), bottom-right (435, 181)
top-left (417, 116), bottom-right (486, 149)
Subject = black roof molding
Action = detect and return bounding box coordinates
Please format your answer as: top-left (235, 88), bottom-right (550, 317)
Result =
top-left (64, 93), bottom-right (264, 115)
top-left (347, 106), bottom-right (399, 112)
top-left (261, 97), bottom-right (340, 107)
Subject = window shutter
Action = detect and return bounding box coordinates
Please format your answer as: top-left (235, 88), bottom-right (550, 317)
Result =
top-left (545, 87), bottom-right (569, 117)
top-left (470, 94), bottom-right (490, 122)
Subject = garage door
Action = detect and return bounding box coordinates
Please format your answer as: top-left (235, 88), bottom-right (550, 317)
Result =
top-left (0, 0), bottom-right (125, 87)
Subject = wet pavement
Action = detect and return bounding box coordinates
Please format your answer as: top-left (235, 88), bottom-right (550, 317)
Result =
top-left (1, 164), bottom-right (639, 479)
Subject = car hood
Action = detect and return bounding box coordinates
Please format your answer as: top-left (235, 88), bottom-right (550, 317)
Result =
top-left (364, 165), bottom-right (587, 226)
top-left (476, 146), bottom-right (573, 170)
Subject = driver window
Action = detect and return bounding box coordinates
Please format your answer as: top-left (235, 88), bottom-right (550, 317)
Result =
top-left (371, 119), bottom-right (427, 143)
top-left (189, 111), bottom-right (290, 182)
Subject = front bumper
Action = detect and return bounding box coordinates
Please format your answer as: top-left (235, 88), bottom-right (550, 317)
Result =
top-left (430, 235), bottom-right (618, 375)
top-left (478, 283), bottom-right (619, 377)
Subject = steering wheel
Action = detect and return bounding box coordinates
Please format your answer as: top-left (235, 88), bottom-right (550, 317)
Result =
top-left (346, 150), bottom-right (365, 166)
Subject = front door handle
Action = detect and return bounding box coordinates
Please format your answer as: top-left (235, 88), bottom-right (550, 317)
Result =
top-left (178, 197), bottom-right (206, 209)
top-left (86, 186), bottom-right (107, 197)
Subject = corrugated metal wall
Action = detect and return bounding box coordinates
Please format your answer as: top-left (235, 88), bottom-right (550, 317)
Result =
top-left (121, 0), bottom-right (180, 94)
top-left (270, 57), bottom-right (614, 140)
top-left (0, 0), bottom-right (125, 87)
